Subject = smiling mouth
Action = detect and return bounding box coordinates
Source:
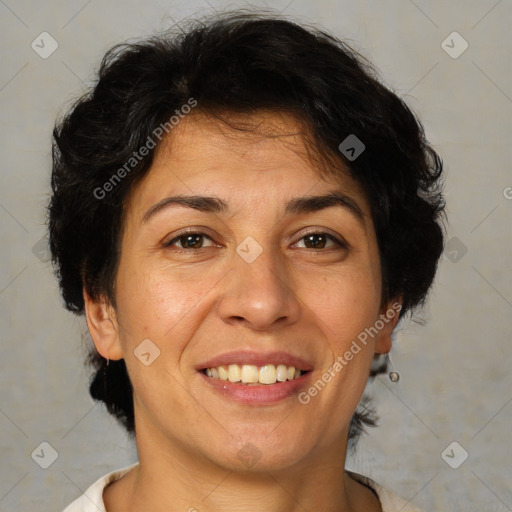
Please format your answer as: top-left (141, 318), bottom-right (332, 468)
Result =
top-left (202, 363), bottom-right (310, 385)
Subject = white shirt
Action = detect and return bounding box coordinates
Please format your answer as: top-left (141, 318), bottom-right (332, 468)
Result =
top-left (62, 463), bottom-right (423, 512)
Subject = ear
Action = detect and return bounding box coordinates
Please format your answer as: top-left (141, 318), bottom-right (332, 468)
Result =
top-left (374, 297), bottom-right (403, 355)
top-left (83, 288), bottom-right (124, 361)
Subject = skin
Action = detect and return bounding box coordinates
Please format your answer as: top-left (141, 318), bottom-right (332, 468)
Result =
top-left (84, 110), bottom-right (400, 512)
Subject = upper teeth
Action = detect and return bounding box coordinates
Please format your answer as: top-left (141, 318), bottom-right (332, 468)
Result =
top-left (205, 364), bottom-right (302, 385)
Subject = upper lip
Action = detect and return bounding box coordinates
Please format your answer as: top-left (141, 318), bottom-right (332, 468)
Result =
top-left (197, 350), bottom-right (314, 371)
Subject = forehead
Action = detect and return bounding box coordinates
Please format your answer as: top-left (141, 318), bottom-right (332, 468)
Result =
top-left (159, 109), bottom-right (325, 173)
top-left (127, 109), bottom-right (367, 217)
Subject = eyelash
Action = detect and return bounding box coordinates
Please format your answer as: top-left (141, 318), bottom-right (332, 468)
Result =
top-left (164, 229), bottom-right (347, 252)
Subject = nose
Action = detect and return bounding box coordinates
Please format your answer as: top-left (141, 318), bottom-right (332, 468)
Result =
top-left (217, 244), bottom-right (302, 331)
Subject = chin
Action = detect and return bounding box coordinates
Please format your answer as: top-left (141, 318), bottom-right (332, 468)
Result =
top-left (204, 430), bottom-right (316, 473)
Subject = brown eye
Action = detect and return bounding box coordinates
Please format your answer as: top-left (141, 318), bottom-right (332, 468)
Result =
top-left (303, 234), bottom-right (328, 249)
top-left (297, 233), bottom-right (345, 250)
top-left (165, 232), bottom-right (214, 250)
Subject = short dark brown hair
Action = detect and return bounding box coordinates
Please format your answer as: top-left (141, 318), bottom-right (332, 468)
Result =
top-left (48, 9), bottom-right (445, 444)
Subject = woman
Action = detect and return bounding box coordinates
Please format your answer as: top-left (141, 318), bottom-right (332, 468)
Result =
top-left (50, 10), bottom-right (445, 512)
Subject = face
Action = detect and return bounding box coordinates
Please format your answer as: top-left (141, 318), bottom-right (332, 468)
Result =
top-left (86, 110), bottom-right (398, 473)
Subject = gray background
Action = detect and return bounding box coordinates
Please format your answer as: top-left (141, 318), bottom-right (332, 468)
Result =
top-left (0, 0), bottom-right (511, 511)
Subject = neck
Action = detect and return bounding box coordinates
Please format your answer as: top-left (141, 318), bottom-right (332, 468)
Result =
top-left (104, 419), bottom-right (380, 512)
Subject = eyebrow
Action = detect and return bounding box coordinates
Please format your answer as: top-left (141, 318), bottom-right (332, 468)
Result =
top-left (141, 191), bottom-right (366, 225)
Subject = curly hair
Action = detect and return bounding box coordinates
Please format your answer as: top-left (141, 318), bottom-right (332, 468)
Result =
top-left (48, 9), bottom-right (445, 443)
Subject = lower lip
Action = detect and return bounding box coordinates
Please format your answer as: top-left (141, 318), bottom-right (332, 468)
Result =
top-left (199, 371), bottom-right (312, 405)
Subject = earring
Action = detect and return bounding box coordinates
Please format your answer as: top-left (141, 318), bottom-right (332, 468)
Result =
top-left (387, 354), bottom-right (400, 382)
top-left (103, 357), bottom-right (110, 396)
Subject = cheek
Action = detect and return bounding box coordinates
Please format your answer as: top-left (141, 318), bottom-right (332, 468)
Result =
top-left (115, 260), bottom-right (223, 356)
top-left (114, 265), bottom-right (210, 402)
top-left (113, 261), bottom-right (233, 443)
top-left (306, 265), bottom-right (382, 412)
top-left (305, 265), bottom-right (382, 345)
